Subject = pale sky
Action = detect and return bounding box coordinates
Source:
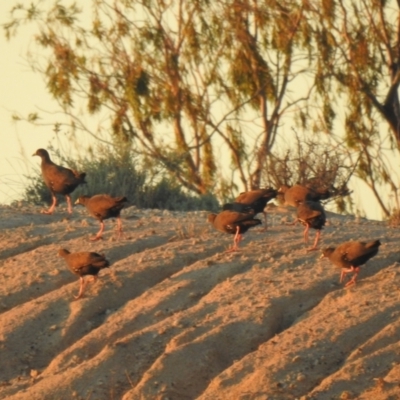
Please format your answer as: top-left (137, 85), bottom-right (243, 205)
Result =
top-left (0, 2), bottom-right (57, 203)
top-left (0, 2), bottom-right (388, 220)
top-left (0, 2), bottom-right (100, 205)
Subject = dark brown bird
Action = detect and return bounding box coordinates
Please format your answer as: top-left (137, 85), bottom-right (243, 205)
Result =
top-left (208, 210), bottom-right (262, 252)
top-left (295, 201), bottom-right (326, 251)
top-left (278, 184), bottom-right (330, 207)
top-left (222, 188), bottom-right (277, 231)
top-left (58, 248), bottom-right (110, 299)
top-left (321, 240), bottom-right (381, 287)
top-left (75, 194), bottom-right (128, 241)
top-left (33, 148), bottom-right (86, 214)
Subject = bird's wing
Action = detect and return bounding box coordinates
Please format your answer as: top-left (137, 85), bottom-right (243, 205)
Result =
top-left (235, 191), bottom-right (262, 204)
top-left (297, 202), bottom-right (324, 220)
top-left (44, 164), bottom-right (80, 191)
top-left (341, 242), bottom-right (377, 263)
top-left (228, 211), bottom-right (256, 222)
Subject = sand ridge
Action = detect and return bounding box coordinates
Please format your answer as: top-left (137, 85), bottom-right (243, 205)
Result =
top-left (0, 203), bottom-right (399, 399)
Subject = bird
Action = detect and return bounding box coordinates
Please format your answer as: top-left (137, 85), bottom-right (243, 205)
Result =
top-left (75, 194), bottom-right (128, 241)
top-left (295, 201), bottom-right (326, 251)
top-left (321, 240), bottom-right (381, 287)
top-left (207, 210), bottom-right (262, 252)
top-left (222, 188), bottom-right (277, 231)
top-left (33, 148), bottom-right (86, 214)
top-left (58, 248), bottom-right (110, 299)
top-left (278, 184), bottom-right (330, 207)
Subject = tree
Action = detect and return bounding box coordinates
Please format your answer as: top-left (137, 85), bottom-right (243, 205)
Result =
top-left (6, 0), bottom-right (400, 217)
top-left (3, 0), bottom-right (320, 200)
top-left (309, 0), bottom-right (400, 216)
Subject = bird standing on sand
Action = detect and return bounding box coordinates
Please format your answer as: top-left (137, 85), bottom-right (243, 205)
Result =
top-left (208, 210), bottom-right (262, 252)
top-left (58, 248), bottom-right (110, 299)
top-left (33, 148), bottom-right (86, 214)
top-left (295, 201), bottom-right (326, 251)
top-left (223, 188), bottom-right (277, 231)
top-left (321, 240), bottom-right (381, 287)
top-left (75, 194), bottom-right (128, 241)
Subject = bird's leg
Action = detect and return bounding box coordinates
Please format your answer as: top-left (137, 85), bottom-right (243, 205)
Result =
top-left (91, 221), bottom-right (105, 241)
top-left (340, 266), bottom-right (355, 283)
top-left (65, 194), bottom-right (73, 214)
top-left (307, 230), bottom-right (321, 252)
top-left (345, 266), bottom-right (360, 287)
top-left (74, 277), bottom-right (87, 299)
top-left (260, 211), bottom-right (268, 232)
top-left (303, 224), bottom-right (310, 244)
top-left (116, 216), bottom-right (124, 239)
top-left (233, 226), bottom-right (242, 250)
top-left (42, 194), bottom-right (57, 214)
top-left (226, 226), bottom-right (241, 252)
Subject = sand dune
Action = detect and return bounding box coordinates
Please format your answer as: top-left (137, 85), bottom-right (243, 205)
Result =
top-left (0, 203), bottom-right (399, 399)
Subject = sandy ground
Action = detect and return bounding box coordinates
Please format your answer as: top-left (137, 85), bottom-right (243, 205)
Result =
top-left (0, 201), bottom-right (399, 400)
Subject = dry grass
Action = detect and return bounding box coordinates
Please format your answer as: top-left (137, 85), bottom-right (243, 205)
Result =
top-left (263, 131), bottom-right (352, 199)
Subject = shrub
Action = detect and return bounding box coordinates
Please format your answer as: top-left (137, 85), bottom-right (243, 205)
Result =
top-left (22, 145), bottom-right (219, 211)
top-left (261, 131), bottom-right (353, 212)
top-left (264, 135), bottom-right (351, 191)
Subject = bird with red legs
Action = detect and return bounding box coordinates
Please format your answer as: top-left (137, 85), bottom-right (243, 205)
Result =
top-left (222, 188), bottom-right (278, 231)
top-left (321, 240), bottom-right (381, 287)
top-left (75, 194), bottom-right (128, 241)
top-left (33, 148), bottom-right (86, 215)
top-left (58, 249), bottom-right (110, 299)
top-left (208, 210), bottom-right (261, 252)
top-left (295, 201), bottom-right (326, 252)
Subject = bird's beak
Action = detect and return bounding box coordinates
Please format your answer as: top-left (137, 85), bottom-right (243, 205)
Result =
top-left (319, 253), bottom-right (325, 259)
top-left (32, 152), bottom-right (37, 157)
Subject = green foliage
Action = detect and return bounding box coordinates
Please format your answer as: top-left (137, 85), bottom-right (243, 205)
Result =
top-left (142, 179), bottom-right (219, 211)
top-left (3, 0), bottom-right (316, 199)
top-left (21, 146), bottom-right (219, 212)
top-left (5, 0), bottom-right (400, 218)
top-left (23, 168), bottom-right (53, 206)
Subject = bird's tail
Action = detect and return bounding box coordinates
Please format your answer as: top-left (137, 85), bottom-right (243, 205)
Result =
top-left (116, 196), bottom-right (128, 203)
top-left (72, 171), bottom-right (87, 183)
top-left (79, 172), bottom-right (87, 183)
top-left (366, 239), bottom-right (381, 249)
